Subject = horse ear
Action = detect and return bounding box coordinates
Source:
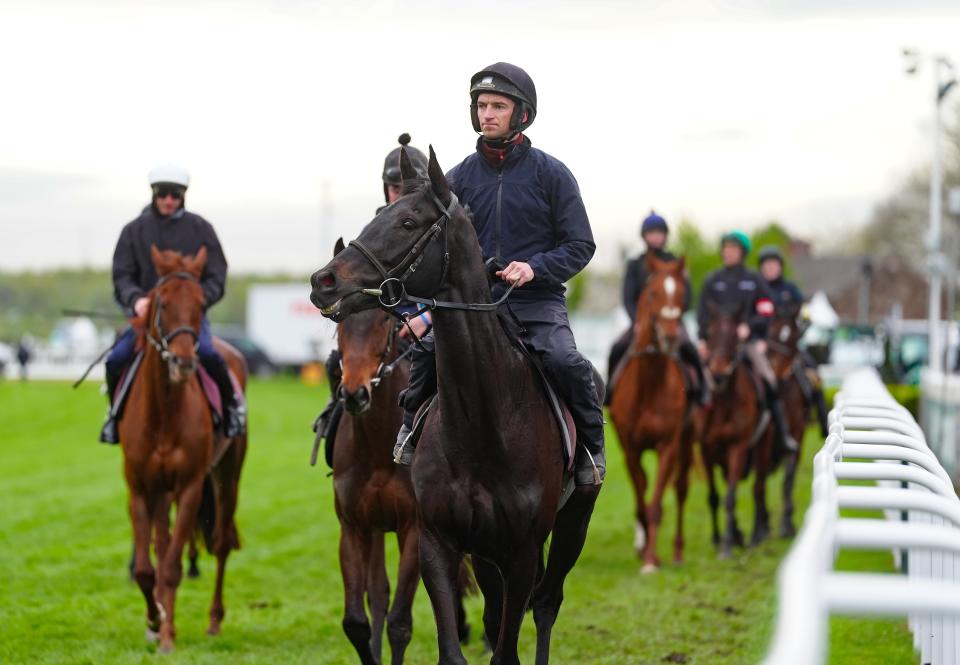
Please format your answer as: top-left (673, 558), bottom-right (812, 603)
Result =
top-left (675, 256), bottom-right (686, 272)
top-left (150, 244), bottom-right (169, 274)
top-left (186, 246), bottom-right (208, 277)
top-left (644, 251), bottom-right (660, 274)
top-left (334, 237), bottom-right (345, 257)
top-left (399, 147), bottom-right (419, 184)
top-left (427, 145), bottom-right (452, 204)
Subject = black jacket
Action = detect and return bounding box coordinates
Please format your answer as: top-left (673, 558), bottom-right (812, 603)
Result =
top-left (112, 206), bottom-right (228, 315)
top-left (765, 276), bottom-right (804, 311)
top-left (622, 248), bottom-right (690, 322)
top-left (697, 264), bottom-right (774, 340)
top-left (446, 136), bottom-right (595, 300)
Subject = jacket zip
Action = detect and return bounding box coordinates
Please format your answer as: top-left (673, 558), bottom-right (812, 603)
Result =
top-left (495, 171), bottom-right (503, 262)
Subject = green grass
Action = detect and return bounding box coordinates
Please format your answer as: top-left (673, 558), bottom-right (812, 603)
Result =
top-left (0, 378), bottom-right (915, 664)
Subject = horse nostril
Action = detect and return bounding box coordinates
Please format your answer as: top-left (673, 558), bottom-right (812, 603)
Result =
top-left (316, 270), bottom-right (336, 289)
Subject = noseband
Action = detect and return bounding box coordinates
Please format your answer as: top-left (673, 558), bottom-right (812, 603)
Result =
top-left (146, 271), bottom-right (201, 366)
top-left (346, 187), bottom-right (517, 313)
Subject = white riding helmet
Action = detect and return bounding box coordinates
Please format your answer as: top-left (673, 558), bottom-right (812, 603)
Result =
top-left (148, 164), bottom-right (190, 188)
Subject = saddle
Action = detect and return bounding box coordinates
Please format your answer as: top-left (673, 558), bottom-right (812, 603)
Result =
top-left (112, 350), bottom-right (245, 437)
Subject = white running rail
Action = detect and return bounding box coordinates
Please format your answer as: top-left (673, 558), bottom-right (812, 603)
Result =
top-left (764, 368), bottom-right (960, 665)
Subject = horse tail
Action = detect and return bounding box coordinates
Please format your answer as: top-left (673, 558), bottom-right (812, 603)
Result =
top-left (458, 556), bottom-right (478, 597)
top-left (196, 474), bottom-right (217, 553)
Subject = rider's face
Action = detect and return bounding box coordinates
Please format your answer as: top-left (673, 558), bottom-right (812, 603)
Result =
top-left (760, 259), bottom-right (782, 281)
top-left (476, 93), bottom-right (516, 140)
top-left (643, 230), bottom-right (667, 250)
top-left (154, 190), bottom-right (183, 216)
top-left (386, 184), bottom-right (403, 204)
top-left (721, 242), bottom-right (744, 267)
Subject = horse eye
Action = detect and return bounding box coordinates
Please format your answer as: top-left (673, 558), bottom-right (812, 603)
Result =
top-left (402, 219), bottom-right (416, 230)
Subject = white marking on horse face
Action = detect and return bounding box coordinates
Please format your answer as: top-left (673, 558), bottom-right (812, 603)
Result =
top-left (664, 276), bottom-right (676, 297)
top-left (779, 326), bottom-right (791, 343)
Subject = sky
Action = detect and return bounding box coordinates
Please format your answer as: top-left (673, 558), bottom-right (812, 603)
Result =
top-left (2, 0), bottom-right (960, 273)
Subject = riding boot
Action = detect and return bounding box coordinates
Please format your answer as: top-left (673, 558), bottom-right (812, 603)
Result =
top-left (679, 339), bottom-right (711, 407)
top-left (99, 363), bottom-right (122, 444)
top-left (765, 383), bottom-right (798, 455)
top-left (814, 388), bottom-right (829, 438)
top-left (204, 356), bottom-right (246, 438)
top-left (312, 349), bottom-right (343, 442)
top-left (574, 440), bottom-right (606, 486)
top-left (393, 332), bottom-right (437, 466)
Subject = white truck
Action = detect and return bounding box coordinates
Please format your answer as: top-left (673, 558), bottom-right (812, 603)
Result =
top-left (246, 283), bottom-right (337, 368)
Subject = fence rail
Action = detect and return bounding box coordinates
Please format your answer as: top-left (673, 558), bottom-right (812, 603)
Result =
top-left (764, 368), bottom-right (960, 665)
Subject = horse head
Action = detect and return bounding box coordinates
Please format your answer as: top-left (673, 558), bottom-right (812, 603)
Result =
top-left (767, 301), bottom-right (802, 379)
top-left (704, 301), bottom-right (743, 390)
top-left (636, 253), bottom-right (687, 355)
top-left (311, 146), bottom-right (457, 322)
top-left (336, 306), bottom-right (397, 414)
top-left (147, 244), bottom-right (207, 384)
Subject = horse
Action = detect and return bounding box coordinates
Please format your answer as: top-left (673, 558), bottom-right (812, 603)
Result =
top-left (609, 253), bottom-right (698, 573)
top-left (330, 302), bottom-right (472, 665)
top-left (699, 305), bottom-right (774, 558)
top-left (311, 146), bottom-right (601, 665)
top-left (121, 246), bottom-right (247, 651)
top-left (766, 303), bottom-right (810, 538)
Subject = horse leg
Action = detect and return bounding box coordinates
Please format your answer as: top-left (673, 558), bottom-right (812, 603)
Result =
top-left (624, 446), bottom-right (649, 560)
top-left (673, 431), bottom-right (693, 565)
top-left (129, 490), bottom-right (161, 639)
top-left (455, 558), bottom-right (473, 646)
top-left (208, 463), bottom-right (241, 637)
top-left (781, 449), bottom-right (799, 538)
top-left (366, 530), bottom-right (389, 664)
top-left (471, 556), bottom-right (503, 654)
top-left (491, 544), bottom-right (539, 665)
top-left (751, 434), bottom-right (772, 546)
top-left (157, 479), bottom-right (203, 652)
top-left (387, 524), bottom-right (420, 665)
top-left (704, 456), bottom-right (721, 548)
top-left (532, 484), bottom-right (600, 665)
top-left (721, 448), bottom-right (746, 559)
top-left (152, 493), bottom-right (172, 612)
top-left (419, 528), bottom-right (468, 665)
top-left (187, 536), bottom-right (200, 579)
top-left (644, 438), bottom-right (679, 572)
top-left (340, 525), bottom-right (378, 665)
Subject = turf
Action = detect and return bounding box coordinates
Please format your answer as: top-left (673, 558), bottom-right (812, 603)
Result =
top-left (0, 378), bottom-right (915, 664)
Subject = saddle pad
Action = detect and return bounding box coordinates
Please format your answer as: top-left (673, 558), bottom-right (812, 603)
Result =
top-left (196, 366), bottom-right (246, 421)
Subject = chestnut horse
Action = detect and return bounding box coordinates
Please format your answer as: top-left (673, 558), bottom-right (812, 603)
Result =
top-left (766, 303), bottom-right (809, 537)
top-left (610, 253), bottom-right (698, 572)
top-left (122, 246), bottom-right (247, 651)
top-left (700, 306), bottom-right (774, 557)
top-left (311, 147), bottom-right (601, 665)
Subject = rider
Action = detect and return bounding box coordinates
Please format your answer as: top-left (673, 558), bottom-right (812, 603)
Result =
top-left (99, 164), bottom-right (245, 443)
top-left (697, 231), bottom-right (798, 454)
top-left (606, 210), bottom-right (708, 405)
top-left (392, 62), bottom-right (606, 486)
top-left (311, 135), bottom-right (432, 460)
top-left (756, 244), bottom-right (829, 437)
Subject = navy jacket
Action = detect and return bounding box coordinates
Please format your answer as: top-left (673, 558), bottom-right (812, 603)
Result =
top-left (622, 248), bottom-right (691, 322)
top-left (112, 205), bottom-right (228, 316)
top-left (765, 276), bottom-right (804, 312)
top-left (446, 137), bottom-right (595, 300)
top-left (697, 264), bottom-right (774, 340)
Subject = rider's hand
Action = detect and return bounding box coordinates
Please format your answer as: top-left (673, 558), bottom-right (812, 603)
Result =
top-left (496, 261), bottom-right (534, 287)
top-left (697, 340), bottom-right (709, 361)
top-left (736, 323), bottom-right (750, 341)
top-left (399, 311), bottom-right (431, 339)
top-left (134, 297), bottom-right (150, 319)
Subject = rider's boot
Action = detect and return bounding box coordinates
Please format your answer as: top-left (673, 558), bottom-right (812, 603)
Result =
top-left (766, 384), bottom-right (799, 455)
top-left (313, 350), bottom-right (343, 437)
top-left (99, 363), bottom-right (122, 444)
top-left (393, 421), bottom-right (415, 466)
top-left (574, 438), bottom-right (606, 486)
top-left (205, 357), bottom-right (246, 438)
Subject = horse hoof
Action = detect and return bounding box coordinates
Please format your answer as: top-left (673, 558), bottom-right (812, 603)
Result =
top-left (145, 627), bottom-right (160, 643)
top-left (717, 549), bottom-right (731, 560)
top-left (159, 640), bottom-right (174, 654)
top-left (780, 524), bottom-right (796, 539)
top-left (207, 623), bottom-right (221, 636)
top-left (187, 566), bottom-right (200, 579)
top-left (641, 563), bottom-right (659, 575)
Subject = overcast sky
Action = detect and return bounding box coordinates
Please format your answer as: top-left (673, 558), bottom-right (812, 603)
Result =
top-left (2, 0), bottom-right (959, 273)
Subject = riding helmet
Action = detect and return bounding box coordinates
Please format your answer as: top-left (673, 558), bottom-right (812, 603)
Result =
top-left (382, 134), bottom-right (429, 202)
top-left (469, 62), bottom-right (538, 133)
top-left (641, 210), bottom-right (669, 236)
top-left (757, 245), bottom-right (784, 266)
top-left (720, 230), bottom-right (752, 255)
top-left (148, 164), bottom-right (190, 188)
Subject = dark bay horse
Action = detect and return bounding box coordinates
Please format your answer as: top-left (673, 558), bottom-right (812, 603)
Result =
top-left (311, 147), bottom-right (601, 665)
top-left (700, 306), bottom-right (774, 557)
top-left (766, 303), bottom-right (809, 537)
top-left (122, 246), bottom-right (247, 651)
top-left (609, 253), bottom-right (698, 572)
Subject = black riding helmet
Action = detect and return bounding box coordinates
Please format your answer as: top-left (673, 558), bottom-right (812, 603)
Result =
top-left (757, 245), bottom-right (785, 266)
top-left (382, 133), bottom-right (428, 203)
top-left (469, 62), bottom-right (538, 133)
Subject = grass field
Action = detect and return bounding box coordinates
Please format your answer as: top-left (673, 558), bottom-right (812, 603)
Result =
top-left (0, 378), bottom-right (915, 664)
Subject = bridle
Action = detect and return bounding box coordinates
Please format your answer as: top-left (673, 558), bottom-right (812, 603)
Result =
top-left (145, 271), bottom-right (201, 371)
top-left (346, 186), bottom-right (518, 314)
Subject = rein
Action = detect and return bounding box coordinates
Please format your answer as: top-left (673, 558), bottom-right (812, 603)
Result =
top-left (348, 187), bottom-right (519, 313)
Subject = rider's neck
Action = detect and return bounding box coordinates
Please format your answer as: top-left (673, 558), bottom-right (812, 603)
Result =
top-left (479, 132), bottom-right (524, 169)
